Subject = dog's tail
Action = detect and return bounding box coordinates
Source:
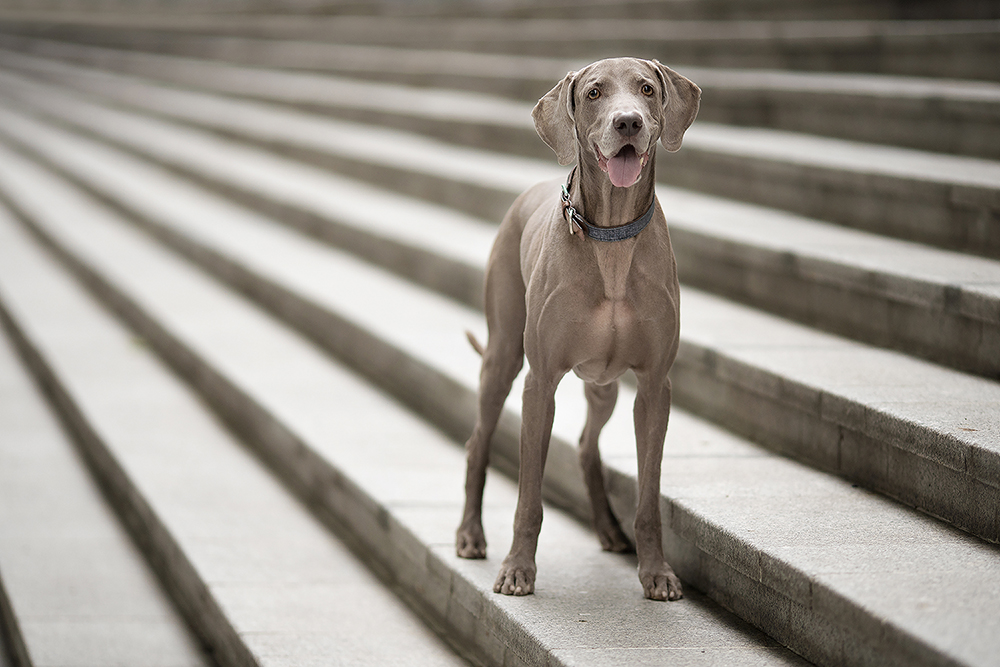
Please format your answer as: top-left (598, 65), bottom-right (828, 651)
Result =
top-left (465, 330), bottom-right (485, 356)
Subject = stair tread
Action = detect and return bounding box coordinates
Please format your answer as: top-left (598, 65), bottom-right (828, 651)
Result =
top-left (0, 170), bottom-right (466, 667)
top-left (4, 14), bottom-right (994, 80)
top-left (0, 133), bottom-right (806, 667)
top-left (7, 47), bottom-right (1000, 192)
top-left (687, 123), bottom-right (1000, 188)
top-left (4, 12), bottom-right (998, 41)
top-left (0, 290), bottom-right (208, 666)
top-left (0, 37), bottom-right (541, 126)
top-left (11, 35), bottom-right (1000, 111)
top-left (0, 119), bottom-right (997, 666)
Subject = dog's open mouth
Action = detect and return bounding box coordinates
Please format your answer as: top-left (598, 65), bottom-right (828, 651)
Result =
top-left (597, 144), bottom-right (650, 188)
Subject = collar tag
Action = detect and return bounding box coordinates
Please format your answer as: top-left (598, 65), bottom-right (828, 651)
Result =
top-left (560, 183), bottom-right (585, 236)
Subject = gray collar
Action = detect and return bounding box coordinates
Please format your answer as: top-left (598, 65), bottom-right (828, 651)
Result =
top-left (560, 170), bottom-right (655, 242)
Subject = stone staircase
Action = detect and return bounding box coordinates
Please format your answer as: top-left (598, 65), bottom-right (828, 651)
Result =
top-left (0, 2), bottom-right (997, 666)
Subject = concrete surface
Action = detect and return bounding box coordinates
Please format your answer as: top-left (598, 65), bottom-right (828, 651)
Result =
top-left (0, 11), bottom-right (997, 667)
top-left (0, 196), bottom-right (467, 666)
top-left (0, 285), bottom-right (209, 667)
top-left (7, 35), bottom-right (1000, 163)
top-left (0, 129), bottom-right (997, 666)
top-left (2, 14), bottom-right (998, 79)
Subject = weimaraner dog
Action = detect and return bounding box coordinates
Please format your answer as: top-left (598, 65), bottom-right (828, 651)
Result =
top-left (456, 57), bottom-right (700, 601)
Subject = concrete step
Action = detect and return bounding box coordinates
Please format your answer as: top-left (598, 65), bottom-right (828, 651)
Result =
top-left (1, 104), bottom-right (998, 667)
top-left (3, 63), bottom-right (998, 385)
top-left (0, 619), bottom-right (9, 667)
top-left (0, 168), bottom-right (472, 667)
top-left (438, 0), bottom-right (1000, 21)
top-left (7, 29), bottom-right (999, 167)
top-left (0, 137), bottom-right (810, 667)
top-left (5, 47), bottom-right (997, 264)
top-left (1, 0), bottom-right (997, 21)
top-left (0, 320), bottom-right (211, 666)
top-left (1, 14), bottom-right (998, 81)
top-left (5, 35), bottom-right (999, 162)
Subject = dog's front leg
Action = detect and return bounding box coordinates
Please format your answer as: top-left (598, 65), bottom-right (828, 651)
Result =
top-left (633, 372), bottom-right (683, 601)
top-left (494, 366), bottom-right (559, 596)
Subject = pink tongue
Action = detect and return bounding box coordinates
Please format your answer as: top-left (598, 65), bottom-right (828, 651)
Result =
top-left (607, 149), bottom-right (642, 188)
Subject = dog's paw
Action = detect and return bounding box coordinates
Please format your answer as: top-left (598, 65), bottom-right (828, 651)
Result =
top-left (640, 564), bottom-right (683, 601)
top-left (493, 559), bottom-right (536, 596)
top-left (596, 521), bottom-right (634, 554)
top-left (455, 523), bottom-right (487, 559)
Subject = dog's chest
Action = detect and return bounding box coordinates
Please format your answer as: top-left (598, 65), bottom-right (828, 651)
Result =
top-left (569, 241), bottom-right (653, 382)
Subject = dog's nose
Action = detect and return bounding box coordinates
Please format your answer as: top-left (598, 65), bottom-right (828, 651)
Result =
top-left (613, 111), bottom-right (643, 138)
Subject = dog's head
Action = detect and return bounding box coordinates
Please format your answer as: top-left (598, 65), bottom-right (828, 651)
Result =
top-left (532, 57), bottom-right (700, 188)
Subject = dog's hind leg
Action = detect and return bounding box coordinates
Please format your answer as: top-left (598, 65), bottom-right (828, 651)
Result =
top-left (580, 380), bottom-right (633, 553)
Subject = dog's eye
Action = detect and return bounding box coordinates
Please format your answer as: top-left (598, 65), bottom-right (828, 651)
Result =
top-left (587, 88), bottom-right (601, 100)
top-left (641, 84), bottom-right (654, 96)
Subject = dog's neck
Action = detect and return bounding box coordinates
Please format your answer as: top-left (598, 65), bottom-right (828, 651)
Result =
top-left (572, 152), bottom-right (656, 229)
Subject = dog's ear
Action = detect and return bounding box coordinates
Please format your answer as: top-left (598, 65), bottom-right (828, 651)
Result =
top-left (653, 60), bottom-right (700, 152)
top-left (532, 70), bottom-right (578, 166)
